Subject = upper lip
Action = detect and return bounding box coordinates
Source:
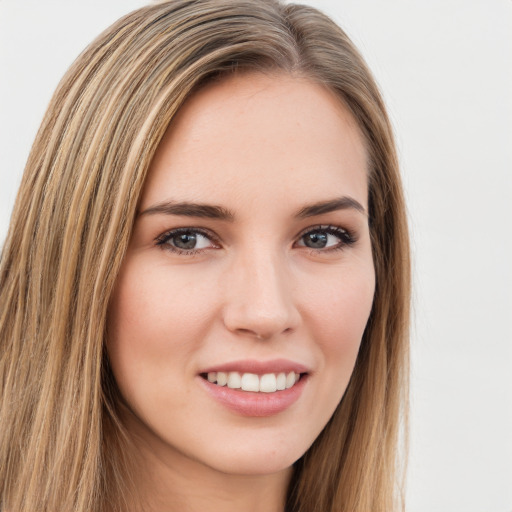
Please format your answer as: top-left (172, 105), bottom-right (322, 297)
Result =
top-left (200, 358), bottom-right (310, 375)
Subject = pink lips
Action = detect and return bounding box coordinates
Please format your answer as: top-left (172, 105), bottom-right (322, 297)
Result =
top-left (198, 359), bottom-right (309, 417)
top-left (201, 358), bottom-right (309, 375)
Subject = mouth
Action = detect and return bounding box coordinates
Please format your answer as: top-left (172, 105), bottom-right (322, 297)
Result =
top-left (198, 360), bottom-right (310, 416)
top-left (200, 371), bottom-right (303, 393)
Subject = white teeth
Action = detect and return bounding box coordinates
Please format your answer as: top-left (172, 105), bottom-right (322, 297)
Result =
top-left (241, 373), bottom-right (259, 392)
top-left (259, 373), bottom-right (277, 393)
top-left (216, 371), bottom-right (227, 386)
top-left (227, 372), bottom-right (242, 389)
top-left (276, 372), bottom-right (286, 390)
top-left (206, 370), bottom-right (302, 393)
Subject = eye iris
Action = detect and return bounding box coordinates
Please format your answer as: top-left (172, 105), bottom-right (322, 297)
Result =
top-left (173, 232), bottom-right (197, 249)
top-left (304, 231), bottom-right (328, 249)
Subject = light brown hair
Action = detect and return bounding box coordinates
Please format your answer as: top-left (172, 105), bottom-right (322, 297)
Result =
top-left (0, 1), bottom-right (410, 510)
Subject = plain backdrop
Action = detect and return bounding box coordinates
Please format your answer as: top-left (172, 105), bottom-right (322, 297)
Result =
top-left (1, 1), bottom-right (511, 511)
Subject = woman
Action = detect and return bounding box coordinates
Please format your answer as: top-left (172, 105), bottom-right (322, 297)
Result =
top-left (0, 1), bottom-right (410, 511)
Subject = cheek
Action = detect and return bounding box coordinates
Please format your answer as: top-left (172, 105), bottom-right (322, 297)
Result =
top-left (303, 262), bottom-right (375, 381)
top-left (108, 259), bottom-right (213, 350)
top-left (106, 258), bottom-right (215, 403)
top-left (308, 263), bottom-right (374, 341)
top-left (290, 262), bottom-right (375, 445)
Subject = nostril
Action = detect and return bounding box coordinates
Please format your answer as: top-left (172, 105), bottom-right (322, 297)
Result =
top-left (234, 328), bottom-right (269, 340)
top-left (231, 325), bottom-right (296, 341)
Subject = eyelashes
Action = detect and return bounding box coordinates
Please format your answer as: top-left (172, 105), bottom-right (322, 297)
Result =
top-left (295, 225), bottom-right (356, 251)
top-left (155, 227), bottom-right (220, 254)
top-left (155, 224), bottom-right (357, 256)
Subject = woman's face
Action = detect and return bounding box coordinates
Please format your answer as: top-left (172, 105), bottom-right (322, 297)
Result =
top-left (107, 73), bottom-right (375, 477)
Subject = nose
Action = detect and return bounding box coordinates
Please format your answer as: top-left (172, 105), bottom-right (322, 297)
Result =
top-left (221, 248), bottom-right (300, 340)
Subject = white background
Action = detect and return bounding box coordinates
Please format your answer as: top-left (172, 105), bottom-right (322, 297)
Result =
top-left (1, 1), bottom-right (511, 511)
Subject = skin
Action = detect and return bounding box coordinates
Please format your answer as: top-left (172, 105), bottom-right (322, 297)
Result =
top-left (107, 72), bottom-right (375, 512)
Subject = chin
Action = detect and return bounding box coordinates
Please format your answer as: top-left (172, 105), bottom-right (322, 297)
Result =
top-left (204, 455), bottom-right (298, 478)
top-left (190, 430), bottom-right (312, 477)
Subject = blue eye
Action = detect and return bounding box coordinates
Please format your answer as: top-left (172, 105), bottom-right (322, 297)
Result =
top-left (156, 225), bottom-right (356, 255)
top-left (296, 225), bottom-right (355, 251)
top-left (156, 228), bottom-right (217, 253)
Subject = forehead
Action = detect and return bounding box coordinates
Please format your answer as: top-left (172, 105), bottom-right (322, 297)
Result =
top-left (141, 72), bottom-right (368, 214)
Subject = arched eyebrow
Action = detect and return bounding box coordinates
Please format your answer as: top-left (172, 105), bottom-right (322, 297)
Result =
top-left (139, 201), bottom-right (235, 221)
top-left (295, 197), bottom-right (367, 218)
top-left (138, 196), bottom-right (366, 220)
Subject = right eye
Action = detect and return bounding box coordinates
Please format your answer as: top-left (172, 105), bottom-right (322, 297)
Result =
top-left (155, 228), bottom-right (219, 254)
top-left (294, 224), bottom-right (356, 252)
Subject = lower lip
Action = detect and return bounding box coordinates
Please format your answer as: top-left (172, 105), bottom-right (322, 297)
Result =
top-left (198, 375), bottom-right (308, 417)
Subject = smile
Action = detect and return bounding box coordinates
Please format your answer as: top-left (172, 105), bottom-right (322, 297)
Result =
top-left (203, 371), bottom-right (301, 393)
top-left (198, 361), bottom-right (309, 416)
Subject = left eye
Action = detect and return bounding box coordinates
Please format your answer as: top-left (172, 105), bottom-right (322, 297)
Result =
top-left (156, 229), bottom-right (216, 252)
top-left (296, 226), bottom-right (353, 250)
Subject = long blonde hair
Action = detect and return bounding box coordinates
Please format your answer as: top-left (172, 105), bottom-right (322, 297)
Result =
top-left (0, 1), bottom-right (410, 510)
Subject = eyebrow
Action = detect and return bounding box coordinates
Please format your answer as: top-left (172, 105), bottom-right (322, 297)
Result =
top-left (139, 195), bottom-right (366, 221)
top-left (139, 201), bottom-right (235, 221)
top-left (295, 196), bottom-right (367, 218)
